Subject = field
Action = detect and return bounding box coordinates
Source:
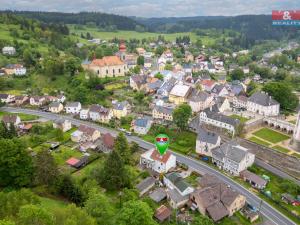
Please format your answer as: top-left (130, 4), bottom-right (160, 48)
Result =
top-left (248, 136), bottom-right (271, 147)
top-left (252, 128), bottom-right (290, 144)
top-left (69, 25), bottom-right (216, 45)
top-left (273, 145), bottom-right (290, 154)
top-left (0, 111), bottom-right (39, 121)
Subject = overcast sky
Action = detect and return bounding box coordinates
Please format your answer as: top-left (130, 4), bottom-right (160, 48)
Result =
top-left (1, 0), bottom-right (300, 17)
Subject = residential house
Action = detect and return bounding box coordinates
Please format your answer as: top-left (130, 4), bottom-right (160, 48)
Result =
top-left (213, 97), bottom-right (231, 113)
top-left (65, 102), bottom-right (82, 114)
top-left (99, 133), bottom-right (115, 153)
top-left (136, 177), bottom-right (156, 196)
top-left (196, 128), bottom-right (221, 156)
top-left (152, 105), bottom-right (174, 122)
top-left (154, 205), bottom-right (172, 223)
top-left (56, 95), bottom-right (66, 103)
top-left (191, 174), bottom-right (246, 222)
top-left (247, 91), bottom-right (280, 116)
top-left (83, 56), bottom-right (128, 78)
top-left (14, 96), bottom-right (29, 106)
top-left (112, 100), bottom-right (129, 119)
top-left (188, 90), bottom-right (213, 113)
top-left (146, 79), bottom-right (163, 94)
top-left (136, 47), bottom-right (146, 56)
top-left (2, 114), bottom-right (21, 128)
top-left (233, 95), bottom-right (248, 109)
top-left (164, 172), bottom-right (194, 197)
top-left (211, 141), bottom-right (255, 176)
top-left (240, 170), bottom-right (267, 190)
top-left (29, 96), bottom-right (46, 106)
top-left (80, 109), bottom-right (89, 120)
top-left (211, 84), bottom-right (228, 97)
top-left (140, 148), bottom-right (176, 174)
top-left (0, 69), bottom-right (5, 76)
top-left (66, 156), bottom-right (89, 169)
top-left (200, 80), bottom-right (216, 92)
top-left (53, 119), bottom-right (72, 132)
top-left (89, 104), bottom-right (113, 124)
top-left (133, 117), bottom-right (152, 135)
top-left (71, 125), bottom-right (100, 143)
top-left (169, 84), bottom-right (191, 105)
top-left (185, 51), bottom-right (194, 62)
top-left (48, 102), bottom-right (63, 113)
top-left (2, 46), bottom-right (16, 55)
top-left (159, 50), bottom-right (173, 63)
top-left (144, 57), bottom-right (153, 69)
top-left (0, 94), bottom-right (15, 103)
top-left (157, 78), bottom-right (177, 97)
top-left (4, 64), bottom-right (26, 76)
top-left (199, 108), bottom-right (240, 135)
top-left (130, 74), bottom-right (147, 91)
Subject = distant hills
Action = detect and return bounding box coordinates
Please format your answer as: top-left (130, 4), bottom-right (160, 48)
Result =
top-left (1, 11), bottom-right (299, 42)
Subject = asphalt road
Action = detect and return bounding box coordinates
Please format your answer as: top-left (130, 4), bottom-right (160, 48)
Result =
top-left (1, 107), bottom-right (297, 225)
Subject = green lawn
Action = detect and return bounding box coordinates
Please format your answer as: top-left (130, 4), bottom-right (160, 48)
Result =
top-left (248, 136), bottom-right (271, 147)
top-left (273, 145), bottom-right (291, 154)
top-left (69, 25), bottom-right (216, 45)
top-left (143, 125), bottom-right (196, 154)
top-left (253, 128), bottom-right (290, 144)
top-left (0, 111), bottom-right (39, 121)
top-left (52, 145), bottom-right (83, 166)
top-left (39, 197), bottom-right (67, 211)
top-left (229, 115), bottom-right (249, 123)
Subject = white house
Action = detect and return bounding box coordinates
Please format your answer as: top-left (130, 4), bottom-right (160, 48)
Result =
top-left (211, 141), bottom-right (255, 176)
top-left (48, 102), bottom-right (64, 113)
top-left (29, 96), bottom-right (46, 106)
top-left (140, 148), bottom-right (176, 174)
top-left (2, 46), bottom-right (16, 55)
top-left (247, 91), bottom-right (280, 116)
top-left (53, 119), bottom-right (72, 132)
top-left (0, 94), bottom-right (15, 103)
top-left (65, 102), bottom-right (82, 114)
top-left (89, 104), bottom-right (113, 124)
top-left (199, 108), bottom-right (240, 136)
top-left (80, 109), bottom-right (89, 120)
top-left (196, 128), bottom-right (221, 156)
top-left (133, 118), bottom-right (152, 135)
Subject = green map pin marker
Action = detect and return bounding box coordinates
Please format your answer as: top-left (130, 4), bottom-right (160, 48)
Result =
top-left (155, 134), bottom-right (169, 155)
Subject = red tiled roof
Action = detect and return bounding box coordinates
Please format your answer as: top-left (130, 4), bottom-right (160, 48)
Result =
top-left (102, 133), bottom-right (115, 148)
top-left (91, 56), bottom-right (124, 67)
top-left (201, 80), bottom-right (215, 87)
top-left (66, 157), bottom-right (80, 166)
top-left (150, 149), bottom-right (171, 164)
top-left (154, 205), bottom-right (172, 222)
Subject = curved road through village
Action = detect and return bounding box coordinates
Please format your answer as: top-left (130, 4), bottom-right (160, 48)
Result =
top-left (1, 107), bottom-right (297, 225)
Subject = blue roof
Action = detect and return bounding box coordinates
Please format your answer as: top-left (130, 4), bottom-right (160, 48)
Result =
top-left (134, 118), bottom-right (149, 127)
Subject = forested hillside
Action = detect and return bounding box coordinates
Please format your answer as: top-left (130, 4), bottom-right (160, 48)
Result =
top-left (5, 11), bottom-right (143, 31)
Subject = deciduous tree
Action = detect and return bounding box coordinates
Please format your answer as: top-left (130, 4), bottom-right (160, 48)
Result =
top-left (173, 104), bottom-right (192, 131)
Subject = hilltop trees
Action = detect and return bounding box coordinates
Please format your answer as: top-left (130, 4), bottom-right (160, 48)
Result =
top-left (263, 82), bottom-right (299, 111)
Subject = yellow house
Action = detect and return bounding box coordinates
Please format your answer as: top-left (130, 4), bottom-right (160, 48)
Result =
top-left (48, 102), bottom-right (64, 113)
top-left (169, 84), bottom-right (192, 105)
top-left (112, 101), bottom-right (129, 119)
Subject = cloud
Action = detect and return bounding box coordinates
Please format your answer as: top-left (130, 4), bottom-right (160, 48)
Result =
top-left (0, 0), bottom-right (299, 17)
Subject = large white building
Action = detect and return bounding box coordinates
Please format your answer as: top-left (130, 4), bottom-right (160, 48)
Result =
top-left (140, 148), bottom-right (176, 173)
top-left (211, 141), bottom-right (255, 176)
top-left (199, 108), bottom-right (240, 136)
top-left (247, 91), bottom-right (280, 116)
